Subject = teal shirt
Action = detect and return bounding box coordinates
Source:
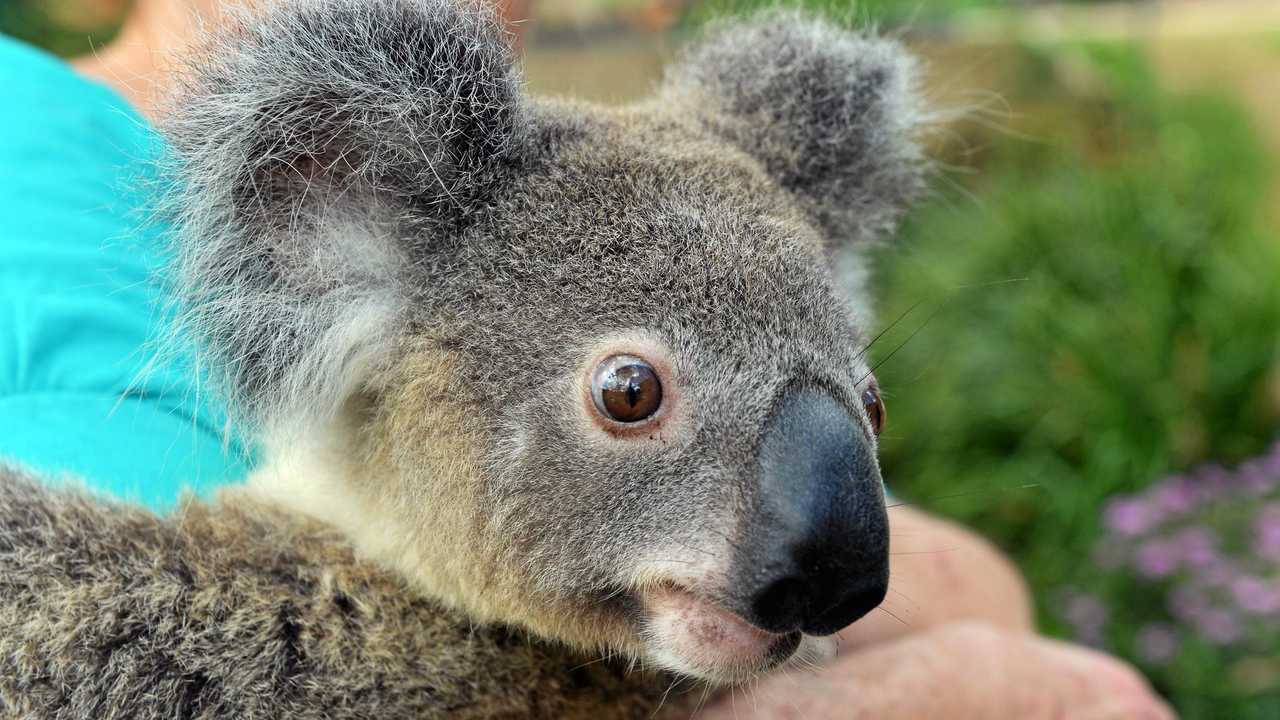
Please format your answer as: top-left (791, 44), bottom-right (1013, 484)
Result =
top-left (0, 36), bottom-right (250, 509)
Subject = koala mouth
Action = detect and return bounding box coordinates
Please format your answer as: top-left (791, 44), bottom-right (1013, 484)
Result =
top-left (638, 584), bottom-right (802, 683)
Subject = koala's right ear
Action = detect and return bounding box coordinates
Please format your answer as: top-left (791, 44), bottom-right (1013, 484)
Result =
top-left (161, 0), bottom-right (526, 430)
top-left (659, 10), bottom-right (926, 250)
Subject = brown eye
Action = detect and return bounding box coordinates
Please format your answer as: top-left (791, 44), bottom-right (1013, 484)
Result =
top-left (862, 387), bottom-right (886, 436)
top-left (592, 355), bottom-right (663, 423)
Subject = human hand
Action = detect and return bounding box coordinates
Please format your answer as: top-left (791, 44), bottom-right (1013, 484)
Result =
top-left (692, 622), bottom-right (1175, 720)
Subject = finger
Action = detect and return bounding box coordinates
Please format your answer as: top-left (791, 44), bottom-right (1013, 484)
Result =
top-left (1075, 699), bottom-right (1178, 720)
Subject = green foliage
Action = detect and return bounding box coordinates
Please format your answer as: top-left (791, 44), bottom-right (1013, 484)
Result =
top-left (0, 1), bottom-right (120, 58)
top-left (871, 41), bottom-right (1280, 717)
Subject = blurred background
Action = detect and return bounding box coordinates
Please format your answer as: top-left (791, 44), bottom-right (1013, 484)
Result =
top-left (4, 0), bottom-right (1279, 716)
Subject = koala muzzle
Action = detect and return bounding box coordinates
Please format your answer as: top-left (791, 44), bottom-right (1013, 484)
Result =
top-left (737, 388), bottom-right (890, 636)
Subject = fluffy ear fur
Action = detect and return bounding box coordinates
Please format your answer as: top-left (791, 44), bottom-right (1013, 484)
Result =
top-left (660, 10), bottom-right (926, 248)
top-left (160, 0), bottom-right (526, 430)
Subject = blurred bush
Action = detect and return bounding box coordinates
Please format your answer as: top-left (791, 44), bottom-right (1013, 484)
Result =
top-left (1068, 446), bottom-right (1280, 718)
top-left (0, 0), bottom-right (124, 56)
top-left (871, 42), bottom-right (1280, 718)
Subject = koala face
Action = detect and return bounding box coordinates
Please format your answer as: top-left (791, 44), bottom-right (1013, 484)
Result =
top-left (163, 0), bottom-right (923, 684)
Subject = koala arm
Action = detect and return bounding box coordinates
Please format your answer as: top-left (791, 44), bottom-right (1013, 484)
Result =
top-left (0, 468), bottom-right (686, 720)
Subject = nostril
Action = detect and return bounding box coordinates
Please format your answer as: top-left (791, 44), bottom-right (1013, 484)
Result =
top-left (751, 575), bottom-right (809, 634)
top-left (803, 575), bottom-right (888, 636)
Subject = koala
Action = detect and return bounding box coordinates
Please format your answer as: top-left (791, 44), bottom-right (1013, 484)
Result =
top-left (0, 0), bottom-right (925, 716)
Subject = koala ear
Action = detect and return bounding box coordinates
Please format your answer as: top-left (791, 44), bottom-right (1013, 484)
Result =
top-left (161, 0), bottom-right (526, 430)
top-left (660, 11), bottom-right (926, 247)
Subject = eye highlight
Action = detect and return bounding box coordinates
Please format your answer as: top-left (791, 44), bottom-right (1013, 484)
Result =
top-left (592, 355), bottom-right (663, 424)
top-left (862, 387), bottom-right (886, 436)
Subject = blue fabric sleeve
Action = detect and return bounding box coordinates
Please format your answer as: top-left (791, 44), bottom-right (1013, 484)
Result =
top-left (0, 35), bottom-right (252, 510)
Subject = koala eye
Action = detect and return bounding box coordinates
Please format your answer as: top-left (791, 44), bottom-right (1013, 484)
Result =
top-left (862, 387), bottom-right (886, 436)
top-left (592, 355), bottom-right (663, 424)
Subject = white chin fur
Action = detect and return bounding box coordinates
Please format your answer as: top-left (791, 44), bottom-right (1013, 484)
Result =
top-left (640, 586), bottom-right (809, 684)
top-left (792, 634), bottom-right (839, 667)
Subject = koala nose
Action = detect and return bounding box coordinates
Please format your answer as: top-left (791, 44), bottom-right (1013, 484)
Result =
top-left (736, 388), bottom-right (890, 636)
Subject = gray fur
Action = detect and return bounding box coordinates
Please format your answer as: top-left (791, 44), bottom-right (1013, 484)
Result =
top-left (0, 468), bottom-right (691, 718)
top-left (160, 0), bottom-right (924, 434)
top-left (661, 10), bottom-right (925, 247)
top-left (2, 0), bottom-right (928, 714)
top-left (160, 0), bottom-right (529, 429)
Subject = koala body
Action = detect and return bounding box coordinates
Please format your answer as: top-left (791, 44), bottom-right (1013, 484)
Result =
top-left (0, 0), bottom-right (925, 715)
top-left (0, 469), bottom-right (683, 718)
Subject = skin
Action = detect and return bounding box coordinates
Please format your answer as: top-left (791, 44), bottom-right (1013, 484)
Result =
top-left (68, 2), bottom-right (1175, 718)
top-left (695, 622), bottom-right (1175, 720)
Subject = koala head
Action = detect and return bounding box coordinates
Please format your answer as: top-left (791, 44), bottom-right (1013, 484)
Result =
top-left (164, 0), bottom-right (924, 684)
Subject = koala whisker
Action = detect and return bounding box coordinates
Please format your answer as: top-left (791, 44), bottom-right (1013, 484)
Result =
top-left (889, 547), bottom-right (960, 556)
top-left (885, 482), bottom-right (1042, 510)
top-left (694, 526), bottom-right (747, 554)
top-left (687, 682), bottom-right (716, 720)
top-left (663, 538), bottom-right (718, 558)
top-left (586, 584), bottom-right (632, 609)
top-left (874, 604), bottom-right (910, 627)
top-left (650, 677), bottom-right (683, 720)
top-left (855, 301), bottom-right (946, 387)
top-left (857, 277), bottom-right (1029, 383)
top-left (947, 277), bottom-right (1030, 291)
top-left (853, 296), bottom-right (929, 366)
top-left (888, 586), bottom-right (921, 611)
top-left (769, 669), bottom-right (811, 720)
top-left (568, 654), bottom-right (615, 672)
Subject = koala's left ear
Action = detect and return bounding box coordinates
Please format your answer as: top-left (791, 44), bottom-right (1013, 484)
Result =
top-left (660, 11), bottom-right (926, 248)
top-left (159, 0), bottom-right (526, 431)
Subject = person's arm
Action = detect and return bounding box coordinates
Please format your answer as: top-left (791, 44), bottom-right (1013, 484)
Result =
top-left (696, 621), bottom-right (1175, 720)
top-left (839, 505), bottom-right (1035, 648)
top-left (697, 506), bottom-right (1173, 720)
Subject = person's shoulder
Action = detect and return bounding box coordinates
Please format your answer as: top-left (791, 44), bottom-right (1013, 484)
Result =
top-left (0, 35), bottom-right (122, 109)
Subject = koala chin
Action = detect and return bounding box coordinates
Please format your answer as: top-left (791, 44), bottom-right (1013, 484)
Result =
top-left (164, 0), bottom-right (923, 690)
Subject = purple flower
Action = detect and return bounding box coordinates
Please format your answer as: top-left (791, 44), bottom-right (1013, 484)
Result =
top-left (1229, 576), bottom-right (1280, 615)
top-left (1135, 623), bottom-right (1179, 665)
top-left (1135, 538), bottom-right (1180, 578)
top-left (1255, 502), bottom-right (1280, 563)
top-left (1168, 582), bottom-right (1209, 622)
top-left (1173, 526), bottom-right (1219, 569)
top-left (1105, 497), bottom-right (1159, 536)
top-left (1063, 591), bottom-right (1108, 626)
top-left (1195, 464), bottom-right (1234, 499)
top-left (1059, 590), bottom-right (1109, 645)
top-left (1197, 560), bottom-right (1239, 588)
top-left (1069, 444), bottom-right (1280, 663)
top-left (1152, 477), bottom-right (1199, 515)
top-left (1238, 458), bottom-right (1278, 496)
top-left (1267, 442), bottom-right (1280, 475)
top-left (1194, 608), bottom-right (1242, 646)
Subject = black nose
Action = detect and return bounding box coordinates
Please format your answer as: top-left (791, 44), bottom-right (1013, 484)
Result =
top-left (735, 388), bottom-right (890, 636)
